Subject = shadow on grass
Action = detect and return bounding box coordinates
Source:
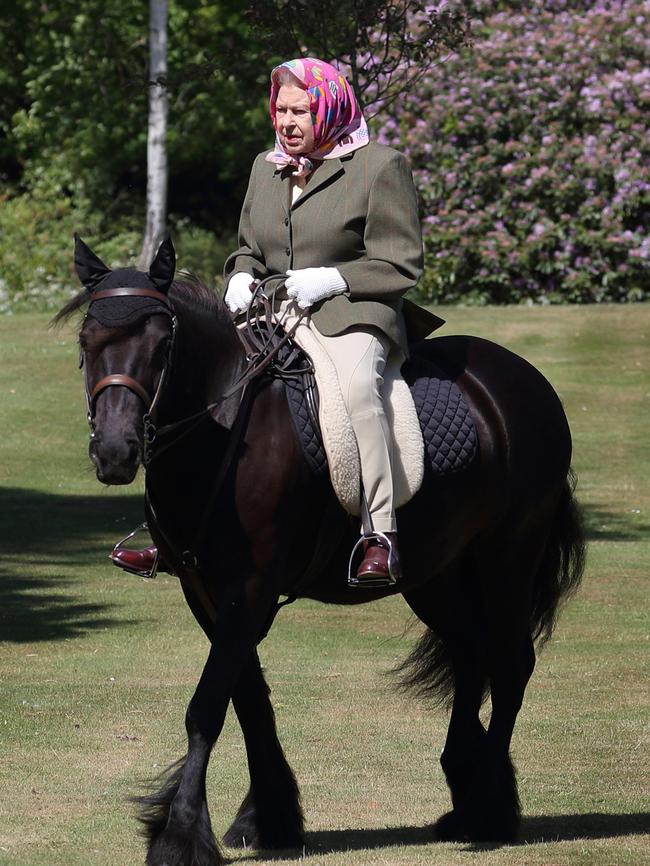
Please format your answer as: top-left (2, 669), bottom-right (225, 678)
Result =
top-left (241, 812), bottom-right (650, 859)
top-left (0, 486), bottom-right (144, 643)
top-left (517, 811), bottom-right (650, 844)
top-left (582, 503), bottom-right (649, 542)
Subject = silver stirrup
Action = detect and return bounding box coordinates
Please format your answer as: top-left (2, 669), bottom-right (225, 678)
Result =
top-left (109, 522), bottom-right (160, 579)
top-left (347, 530), bottom-right (398, 589)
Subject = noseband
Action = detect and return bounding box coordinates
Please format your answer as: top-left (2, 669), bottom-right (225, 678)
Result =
top-left (82, 287), bottom-right (177, 458)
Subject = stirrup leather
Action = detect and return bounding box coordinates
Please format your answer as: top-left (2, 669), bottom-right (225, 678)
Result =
top-left (109, 522), bottom-right (160, 579)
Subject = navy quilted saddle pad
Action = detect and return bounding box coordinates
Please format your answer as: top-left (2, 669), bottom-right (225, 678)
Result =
top-left (282, 344), bottom-right (478, 481)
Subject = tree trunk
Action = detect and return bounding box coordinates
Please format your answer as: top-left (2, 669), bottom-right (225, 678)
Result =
top-left (138, 0), bottom-right (169, 270)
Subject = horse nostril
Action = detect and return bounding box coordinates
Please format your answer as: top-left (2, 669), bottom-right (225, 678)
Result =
top-left (125, 437), bottom-right (141, 459)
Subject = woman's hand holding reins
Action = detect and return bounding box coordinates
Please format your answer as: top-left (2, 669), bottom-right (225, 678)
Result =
top-left (285, 267), bottom-right (347, 310)
top-left (224, 272), bottom-right (258, 314)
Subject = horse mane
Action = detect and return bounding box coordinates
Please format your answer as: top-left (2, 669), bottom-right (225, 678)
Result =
top-left (169, 273), bottom-right (232, 329)
top-left (51, 271), bottom-right (228, 327)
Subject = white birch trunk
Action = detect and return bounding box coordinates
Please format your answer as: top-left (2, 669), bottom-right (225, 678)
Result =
top-left (138, 0), bottom-right (169, 270)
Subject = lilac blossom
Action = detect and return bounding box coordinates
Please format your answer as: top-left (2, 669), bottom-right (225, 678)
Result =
top-left (374, 0), bottom-right (650, 303)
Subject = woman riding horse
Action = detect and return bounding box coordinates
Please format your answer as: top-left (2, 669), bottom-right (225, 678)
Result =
top-left (64, 85), bottom-right (585, 857)
top-left (115, 56), bottom-right (442, 583)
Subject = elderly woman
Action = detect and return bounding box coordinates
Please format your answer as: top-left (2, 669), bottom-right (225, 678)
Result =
top-left (113, 57), bottom-right (441, 585)
top-left (224, 57), bottom-right (442, 584)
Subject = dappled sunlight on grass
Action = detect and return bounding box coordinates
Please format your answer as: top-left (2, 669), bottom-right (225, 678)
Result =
top-left (1, 306), bottom-right (648, 866)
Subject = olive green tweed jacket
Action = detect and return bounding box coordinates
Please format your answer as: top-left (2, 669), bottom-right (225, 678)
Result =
top-left (223, 141), bottom-right (443, 350)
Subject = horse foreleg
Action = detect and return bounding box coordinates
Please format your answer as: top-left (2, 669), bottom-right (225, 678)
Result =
top-left (140, 582), bottom-right (275, 866)
top-left (223, 649), bottom-right (304, 850)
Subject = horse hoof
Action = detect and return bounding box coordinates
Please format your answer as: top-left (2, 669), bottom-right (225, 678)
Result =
top-left (223, 821), bottom-right (304, 852)
top-left (435, 808), bottom-right (519, 844)
top-left (223, 787), bottom-right (305, 852)
top-left (222, 828), bottom-right (250, 849)
top-left (435, 810), bottom-right (469, 842)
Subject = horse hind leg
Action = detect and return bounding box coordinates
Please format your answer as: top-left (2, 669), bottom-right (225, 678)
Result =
top-left (439, 642), bottom-right (489, 814)
top-left (435, 636), bottom-right (534, 844)
top-left (438, 477), bottom-right (584, 845)
top-left (439, 541), bottom-right (542, 843)
top-left (447, 625), bottom-right (535, 843)
top-left (401, 569), bottom-right (489, 832)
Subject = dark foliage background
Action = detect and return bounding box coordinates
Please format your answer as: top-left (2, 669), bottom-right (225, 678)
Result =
top-left (0, 0), bottom-right (647, 310)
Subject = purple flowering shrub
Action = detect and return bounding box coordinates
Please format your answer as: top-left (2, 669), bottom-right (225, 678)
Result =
top-left (376, 0), bottom-right (650, 303)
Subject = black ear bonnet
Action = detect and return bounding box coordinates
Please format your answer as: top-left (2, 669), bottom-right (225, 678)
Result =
top-left (74, 234), bottom-right (176, 327)
top-left (89, 269), bottom-right (173, 327)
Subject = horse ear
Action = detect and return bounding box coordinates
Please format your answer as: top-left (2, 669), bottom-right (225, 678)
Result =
top-left (74, 233), bottom-right (111, 290)
top-left (148, 237), bottom-right (176, 292)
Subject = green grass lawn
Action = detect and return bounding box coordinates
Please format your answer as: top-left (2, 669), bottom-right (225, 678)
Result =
top-left (1, 305), bottom-right (648, 866)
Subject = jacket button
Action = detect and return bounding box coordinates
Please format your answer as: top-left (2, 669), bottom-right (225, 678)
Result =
top-left (284, 217), bottom-right (289, 226)
top-left (285, 248), bottom-right (290, 256)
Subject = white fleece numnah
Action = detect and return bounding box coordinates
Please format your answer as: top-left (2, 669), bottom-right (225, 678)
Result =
top-left (291, 318), bottom-right (424, 516)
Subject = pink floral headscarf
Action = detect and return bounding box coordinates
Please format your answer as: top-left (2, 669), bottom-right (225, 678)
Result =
top-left (265, 58), bottom-right (369, 177)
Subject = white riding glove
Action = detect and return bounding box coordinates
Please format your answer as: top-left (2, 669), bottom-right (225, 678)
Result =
top-left (224, 271), bottom-right (257, 315)
top-left (285, 267), bottom-right (347, 310)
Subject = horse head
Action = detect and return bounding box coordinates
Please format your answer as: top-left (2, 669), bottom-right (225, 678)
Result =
top-left (74, 234), bottom-right (176, 484)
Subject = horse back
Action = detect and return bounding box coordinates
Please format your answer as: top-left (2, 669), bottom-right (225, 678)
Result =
top-left (413, 334), bottom-right (572, 495)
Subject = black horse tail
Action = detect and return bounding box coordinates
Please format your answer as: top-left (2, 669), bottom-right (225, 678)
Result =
top-left (392, 624), bottom-right (457, 710)
top-left (530, 467), bottom-right (586, 645)
top-left (394, 469), bottom-right (585, 709)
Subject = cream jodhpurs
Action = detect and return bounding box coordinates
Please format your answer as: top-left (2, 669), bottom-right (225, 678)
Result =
top-left (311, 326), bottom-right (402, 534)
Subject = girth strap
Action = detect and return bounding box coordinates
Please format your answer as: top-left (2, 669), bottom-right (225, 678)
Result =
top-left (90, 374), bottom-right (153, 411)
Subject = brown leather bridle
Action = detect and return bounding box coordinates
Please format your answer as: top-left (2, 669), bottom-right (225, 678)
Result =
top-left (81, 275), bottom-right (307, 469)
top-left (81, 287), bottom-right (177, 457)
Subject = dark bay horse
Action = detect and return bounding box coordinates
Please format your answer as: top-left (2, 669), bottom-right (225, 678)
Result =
top-left (59, 237), bottom-right (584, 866)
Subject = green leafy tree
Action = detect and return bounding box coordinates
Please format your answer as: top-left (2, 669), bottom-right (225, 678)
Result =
top-left (0, 0), bottom-right (271, 308)
top-left (0, 0), bottom-right (471, 309)
top-left (247, 0), bottom-right (471, 117)
top-left (5, 0), bottom-right (148, 202)
top-left (1, 0), bottom-right (272, 221)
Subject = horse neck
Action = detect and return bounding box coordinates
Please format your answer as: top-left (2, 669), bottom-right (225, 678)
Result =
top-left (167, 295), bottom-right (247, 424)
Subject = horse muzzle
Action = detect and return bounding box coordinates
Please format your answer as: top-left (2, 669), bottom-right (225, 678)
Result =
top-left (89, 431), bottom-right (141, 485)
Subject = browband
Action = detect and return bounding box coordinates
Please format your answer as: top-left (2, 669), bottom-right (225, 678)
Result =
top-left (90, 287), bottom-right (172, 307)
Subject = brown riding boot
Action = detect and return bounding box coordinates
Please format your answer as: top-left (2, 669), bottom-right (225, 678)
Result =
top-left (110, 545), bottom-right (173, 578)
top-left (354, 532), bottom-right (401, 587)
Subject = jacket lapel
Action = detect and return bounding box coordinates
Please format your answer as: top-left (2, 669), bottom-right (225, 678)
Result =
top-left (292, 158), bottom-right (345, 209)
top-left (272, 166), bottom-right (291, 218)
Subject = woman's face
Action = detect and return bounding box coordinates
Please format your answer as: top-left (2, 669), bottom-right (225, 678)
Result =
top-left (274, 84), bottom-right (315, 154)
